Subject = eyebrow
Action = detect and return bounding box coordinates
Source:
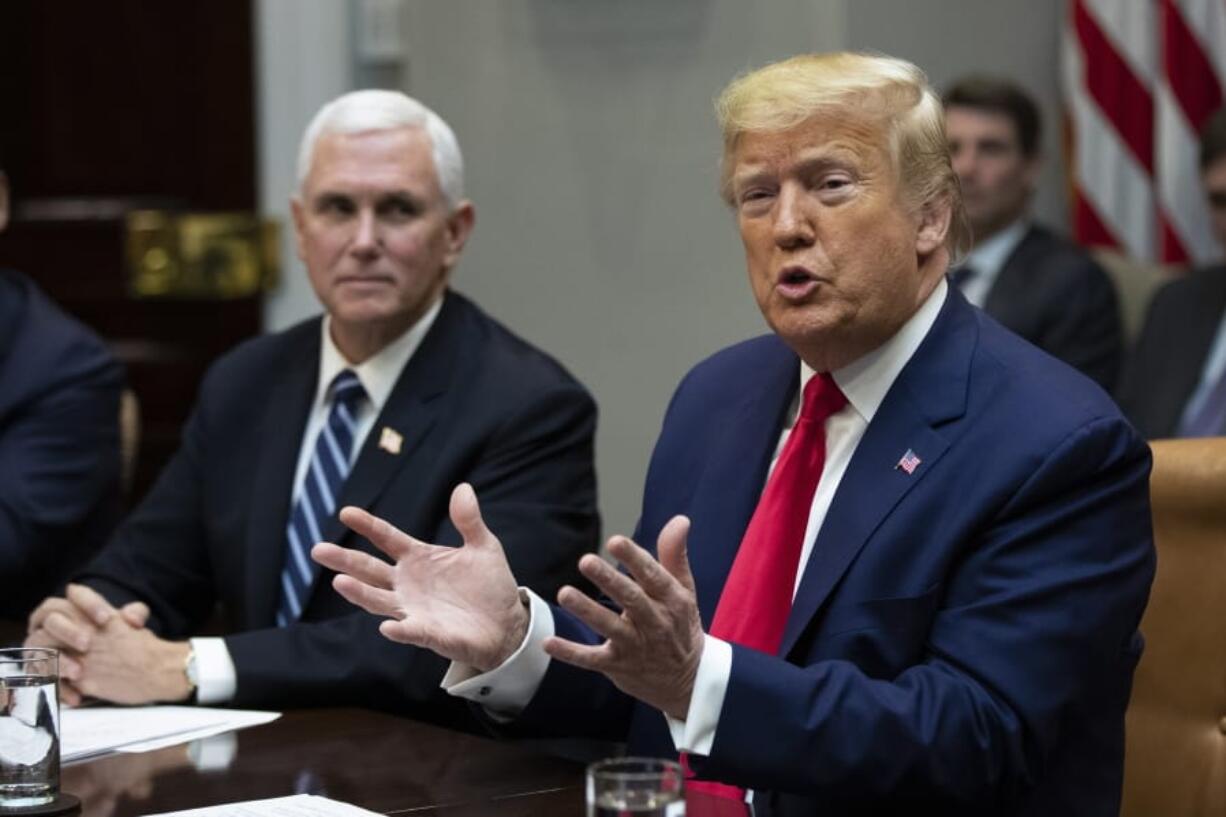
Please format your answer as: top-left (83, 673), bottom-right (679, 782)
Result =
top-left (732, 152), bottom-right (860, 189)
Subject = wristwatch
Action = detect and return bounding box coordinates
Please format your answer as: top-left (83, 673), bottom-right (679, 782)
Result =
top-left (183, 646), bottom-right (199, 691)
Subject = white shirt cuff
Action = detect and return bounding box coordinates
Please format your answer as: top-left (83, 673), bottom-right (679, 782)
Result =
top-left (190, 637), bottom-right (237, 704)
top-left (664, 634), bottom-right (732, 756)
top-left (441, 588), bottom-right (553, 719)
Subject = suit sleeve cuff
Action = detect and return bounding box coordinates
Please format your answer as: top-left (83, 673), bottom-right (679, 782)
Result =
top-left (665, 634), bottom-right (732, 756)
top-left (191, 637), bottom-right (237, 704)
top-left (441, 588), bottom-right (553, 720)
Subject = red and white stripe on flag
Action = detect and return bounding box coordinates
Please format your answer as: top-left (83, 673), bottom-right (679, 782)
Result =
top-left (1063, 0), bottom-right (1226, 264)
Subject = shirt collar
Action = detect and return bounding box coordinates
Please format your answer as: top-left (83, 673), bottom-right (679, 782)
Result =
top-left (315, 295), bottom-right (445, 413)
top-left (963, 218), bottom-right (1028, 286)
top-left (797, 277), bottom-right (949, 425)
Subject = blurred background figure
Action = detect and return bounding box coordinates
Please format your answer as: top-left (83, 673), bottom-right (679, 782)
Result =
top-left (0, 141), bottom-right (125, 623)
top-left (1117, 109), bottom-right (1226, 439)
top-left (945, 75), bottom-right (1123, 390)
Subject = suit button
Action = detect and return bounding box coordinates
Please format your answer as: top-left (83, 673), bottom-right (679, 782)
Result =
top-left (479, 686), bottom-right (491, 697)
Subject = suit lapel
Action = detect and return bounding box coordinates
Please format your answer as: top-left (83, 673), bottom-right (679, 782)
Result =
top-left (689, 340), bottom-right (798, 626)
top-left (780, 292), bottom-right (976, 657)
top-left (319, 293), bottom-right (466, 545)
top-left (243, 323), bottom-right (321, 627)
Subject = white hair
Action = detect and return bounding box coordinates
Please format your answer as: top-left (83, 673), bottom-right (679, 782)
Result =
top-left (296, 89), bottom-right (465, 209)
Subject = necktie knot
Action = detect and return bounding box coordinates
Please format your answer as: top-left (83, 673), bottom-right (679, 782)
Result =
top-left (330, 370), bottom-right (366, 412)
top-left (799, 372), bottom-right (847, 425)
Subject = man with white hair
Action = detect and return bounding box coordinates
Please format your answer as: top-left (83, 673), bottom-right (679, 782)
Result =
top-left (23, 90), bottom-right (599, 721)
top-left (317, 54), bottom-right (1153, 813)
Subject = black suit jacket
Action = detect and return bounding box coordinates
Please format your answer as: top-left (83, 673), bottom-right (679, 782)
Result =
top-left (1116, 265), bottom-right (1226, 438)
top-left (982, 224), bottom-right (1123, 390)
top-left (77, 290), bottom-right (599, 720)
top-left (0, 269), bottom-right (123, 621)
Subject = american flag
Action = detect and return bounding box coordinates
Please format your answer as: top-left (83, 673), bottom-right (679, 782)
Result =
top-left (1063, 0), bottom-right (1226, 265)
top-left (896, 449), bottom-right (922, 475)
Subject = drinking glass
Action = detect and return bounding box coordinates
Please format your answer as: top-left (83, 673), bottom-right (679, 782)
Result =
top-left (586, 757), bottom-right (685, 816)
top-left (0, 648), bottom-right (60, 809)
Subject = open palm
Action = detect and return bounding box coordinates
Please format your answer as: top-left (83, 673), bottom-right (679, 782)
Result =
top-left (312, 483), bottom-right (528, 672)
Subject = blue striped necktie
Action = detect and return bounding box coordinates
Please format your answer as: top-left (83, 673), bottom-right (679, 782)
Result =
top-left (277, 369), bottom-right (367, 626)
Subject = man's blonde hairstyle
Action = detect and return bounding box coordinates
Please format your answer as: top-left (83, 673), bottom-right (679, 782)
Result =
top-left (716, 52), bottom-right (969, 257)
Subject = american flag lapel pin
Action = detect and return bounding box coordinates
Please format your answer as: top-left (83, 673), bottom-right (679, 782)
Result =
top-left (378, 426), bottom-right (403, 455)
top-left (896, 448), bottom-right (921, 475)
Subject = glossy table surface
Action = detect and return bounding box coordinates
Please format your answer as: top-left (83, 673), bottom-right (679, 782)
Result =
top-left (59, 707), bottom-right (586, 816)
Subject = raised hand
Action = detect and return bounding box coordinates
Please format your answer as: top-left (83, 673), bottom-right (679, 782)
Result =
top-left (544, 515), bottom-right (704, 720)
top-left (312, 483), bottom-right (529, 672)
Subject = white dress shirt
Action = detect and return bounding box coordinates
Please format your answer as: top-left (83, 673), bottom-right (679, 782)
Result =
top-left (190, 297), bottom-right (443, 704)
top-left (443, 279), bottom-right (950, 756)
top-left (955, 219), bottom-right (1028, 308)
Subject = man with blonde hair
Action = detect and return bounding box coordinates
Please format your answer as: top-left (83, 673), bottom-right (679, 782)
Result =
top-left (24, 90), bottom-right (599, 723)
top-left (317, 54), bottom-right (1153, 813)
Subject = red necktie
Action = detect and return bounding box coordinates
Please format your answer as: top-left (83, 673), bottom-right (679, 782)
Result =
top-left (684, 372), bottom-right (847, 803)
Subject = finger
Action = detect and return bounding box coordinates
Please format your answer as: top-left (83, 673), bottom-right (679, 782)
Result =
top-left (655, 516), bottom-right (695, 594)
top-left (120, 602), bottom-right (151, 628)
top-left (28, 596), bottom-right (81, 634)
top-left (331, 575), bottom-right (404, 619)
top-left (312, 543), bottom-right (395, 589)
top-left (606, 536), bottom-right (678, 601)
top-left (42, 611), bottom-right (95, 653)
top-left (542, 636), bottom-right (609, 673)
top-left (66, 583), bottom-right (119, 627)
top-left (58, 653), bottom-right (84, 682)
top-left (578, 553), bottom-right (659, 625)
top-left (448, 483), bottom-right (498, 549)
top-left (60, 681), bottom-right (83, 708)
top-left (338, 506), bottom-right (417, 560)
top-left (556, 586), bottom-right (628, 642)
top-left (378, 618), bottom-right (440, 651)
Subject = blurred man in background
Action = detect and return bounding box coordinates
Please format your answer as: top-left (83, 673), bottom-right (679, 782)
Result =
top-left (1117, 108), bottom-right (1226, 438)
top-left (945, 75), bottom-right (1123, 390)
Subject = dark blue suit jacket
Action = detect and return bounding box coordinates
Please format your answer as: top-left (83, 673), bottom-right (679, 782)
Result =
top-left (518, 290), bottom-right (1153, 815)
top-left (78, 290), bottom-right (599, 721)
top-left (0, 269), bottom-right (123, 621)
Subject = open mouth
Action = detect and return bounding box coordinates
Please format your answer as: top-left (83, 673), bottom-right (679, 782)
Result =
top-left (780, 268), bottom-right (815, 285)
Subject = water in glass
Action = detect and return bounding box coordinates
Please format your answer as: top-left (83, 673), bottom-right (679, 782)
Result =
top-left (0, 672), bottom-right (59, 808)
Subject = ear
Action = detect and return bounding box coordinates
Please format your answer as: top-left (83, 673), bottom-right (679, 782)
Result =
top-left (0, 172), bottom-right (9, 233)
top-left (289, 195), bottom-right (308, 262)
top-left (915, 194), bottom-right (952, 256)
top-left (442, 201), bottom-right (476, 268)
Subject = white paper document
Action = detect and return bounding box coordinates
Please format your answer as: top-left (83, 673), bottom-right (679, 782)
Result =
top-left (147, 794), bottom-right (382, 817)
top-left (61, 705), bottom-right (280, 762)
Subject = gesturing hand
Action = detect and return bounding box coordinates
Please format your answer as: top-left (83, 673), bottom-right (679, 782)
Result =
top-left (312, 483), bottom-right (529, 673)
top-left (545, 515), bottom-right (704, 721)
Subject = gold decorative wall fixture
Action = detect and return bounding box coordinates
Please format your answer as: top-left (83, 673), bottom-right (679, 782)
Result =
top-left (125, 211), bottom-right (280, 298)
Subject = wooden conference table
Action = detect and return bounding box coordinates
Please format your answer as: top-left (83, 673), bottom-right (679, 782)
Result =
top-left (60, 707), bottom-right (588, 817)
top-left (2, 621), bottom-right (590, 815)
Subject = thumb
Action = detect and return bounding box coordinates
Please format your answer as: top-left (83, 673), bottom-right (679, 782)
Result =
top-left (120, 601), bottom-right (151, 628)
top-left (449, 483), bottom-right (497, 548)
top-left (657, 515), bottom-right (694, 593)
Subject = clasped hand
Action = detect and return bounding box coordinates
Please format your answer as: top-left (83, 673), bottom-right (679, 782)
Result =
top-left (312, 483), bottom-right (705, 720)
top-left (25, 584), bottom-right (193, 705)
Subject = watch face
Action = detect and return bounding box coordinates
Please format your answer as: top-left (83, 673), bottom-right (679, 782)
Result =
top-left (185, 652), bottom-right (199, 686)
